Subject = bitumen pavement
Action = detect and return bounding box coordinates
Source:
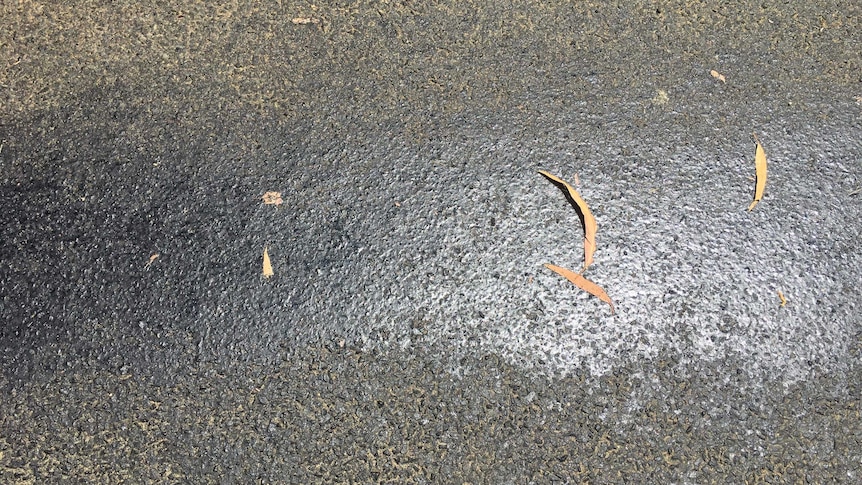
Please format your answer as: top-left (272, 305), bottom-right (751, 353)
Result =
top-left (2, 1), bottom-right (860, 482)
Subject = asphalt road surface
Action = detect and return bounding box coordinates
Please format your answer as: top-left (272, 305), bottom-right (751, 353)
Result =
top-left (2, 1), bottom-right (861, 482)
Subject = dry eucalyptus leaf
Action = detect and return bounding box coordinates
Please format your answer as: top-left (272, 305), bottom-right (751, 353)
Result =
top-left (262, 246), bottom-right (274, 278)
top-left (262, 191), bottom-right (283, 205)
top-left (544, 263), bottom-right (615, 314)
top-left (748, 134), bottom-right (768, 211)
top-left (539, 170), bottom-right (597, 273)
top-left (144, 253), bottom-right (159, 269)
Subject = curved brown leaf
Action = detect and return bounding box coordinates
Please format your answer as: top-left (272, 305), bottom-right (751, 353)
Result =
top-left (544, 263), bottom-right (615, 314)
top-left (538, 170), bottom-right (597, 272)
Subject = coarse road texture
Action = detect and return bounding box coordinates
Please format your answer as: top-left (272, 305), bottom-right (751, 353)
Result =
top-left (2, 1), bottom-right (861, 482)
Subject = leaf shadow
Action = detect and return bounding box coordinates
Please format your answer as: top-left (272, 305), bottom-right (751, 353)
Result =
top-left (539, 171), bottom-right (588, 237)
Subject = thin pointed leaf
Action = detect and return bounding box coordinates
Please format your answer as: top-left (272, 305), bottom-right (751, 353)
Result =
top-left (544, 263), bottom-right (615, 314)
top-left (538, 170), bottom-right (597, 272)
top-left (748, 134), bottom-right (767, 211)
top-left (262, 246), bottom-right (274, 278)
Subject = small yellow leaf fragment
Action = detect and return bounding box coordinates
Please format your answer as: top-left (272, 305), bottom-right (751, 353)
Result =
top-left (710, 70), bottom-right (726, 83)
top-left (651, 89), bottom-right (669, 105)
top-left (144, 253), bottom-right (159, 269)
top-left (544, 263), bottom-right (615, 314)
top-left (778, 290), bottom-right (787, 307)
top-left (539, 170), bottom-right (597, 272)
top-left (262, 246), bottom-right (274, 278)
top-left (748, 133), bottom-right (768, 211)
top-left (291, 17), bottom-right (319, 24)
top-left (262, 191), bottom-right (283, 205)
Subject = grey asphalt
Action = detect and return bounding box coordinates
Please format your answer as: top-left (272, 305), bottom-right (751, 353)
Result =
top-left (2, 1), bottom-right (861, 482)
